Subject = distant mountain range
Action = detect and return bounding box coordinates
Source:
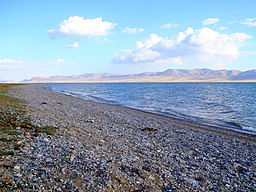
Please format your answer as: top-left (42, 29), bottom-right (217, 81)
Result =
top-left (22, 68), bottom-right (256, 83)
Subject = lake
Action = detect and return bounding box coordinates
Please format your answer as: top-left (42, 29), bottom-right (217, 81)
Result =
top-left (48, 82), bottom-right (256, 134)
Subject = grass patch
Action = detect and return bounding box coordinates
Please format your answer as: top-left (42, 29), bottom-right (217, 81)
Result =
top-left (0, 84), bottom-right (26, 114)
top-left (0, 137), bottom-right (17, 142)
top-left (40, 125), bottom-right (57, 135)
top-left (0, 126), bottom-right (13, 131)
top-left (0, 84), bottom-right (24, 158)
top-left (0, 83), bottom-right (23, 94)
top-left (13, 143), bottom-right (23, 150)
top-left (0, 95), bottom-right (26, 111)
top-left (0, 182), bottom-right (9, 189)
top-left (6, 131), bottom-right (20, 136)
top-left (0, 137), bottom-right (9, 142)
top-left (0, 127), bottom-right (20, 136)
top-left (0, 150), bottom-right (14, 156)
top-left (15, 183), bottom-right (31, 190)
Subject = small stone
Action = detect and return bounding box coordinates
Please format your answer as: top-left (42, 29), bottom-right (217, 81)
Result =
top-left (234, 163), bottom-right (247, 173)
top-left (141, 127), bottom-right (157, 132)
top-left (26, 124), bottom-right (32, 129)
top-left (16, 173), bottom-right (22, 178)
top-left (70, 155), bottom-right (75, 162)
top-left (14, 165), bottom-right (20, 171)
top-left (14, 176), bottom-right (20, 181)
top-left (46, 157), bottom-right (52, 163)
top-left (35, 128), bottom-right (42, 133)
top-left (10, 118), bottom-right (16, 125)
top-left (61, 167), bottom-right (66, 174)
top-left (43, 138), bottom-right (50, 142)
top-left (85, 120), bottom-right (94, 123)
top-left (16, 141), bottom-right (23, 145)
top-left (149, 175), bottom-right (155, 181)
top-left (185, 178), bottom-right (199, 187)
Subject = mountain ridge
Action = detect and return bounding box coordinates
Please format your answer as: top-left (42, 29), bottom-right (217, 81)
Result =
top-left (22, 68), bottom-right (256, 83)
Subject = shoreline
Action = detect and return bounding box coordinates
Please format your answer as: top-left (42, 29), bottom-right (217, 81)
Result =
top-left (6, 84), bottom-right (256, 191)
top-left (47, 84), bottom-right (256, 141)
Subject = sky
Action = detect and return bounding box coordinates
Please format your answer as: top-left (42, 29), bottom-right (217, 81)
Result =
top-left (1, 0), bottom-right (256, 81)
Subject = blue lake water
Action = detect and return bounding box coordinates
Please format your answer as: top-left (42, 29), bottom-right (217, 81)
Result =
top-left (48, 83), bottom-right (256, 134)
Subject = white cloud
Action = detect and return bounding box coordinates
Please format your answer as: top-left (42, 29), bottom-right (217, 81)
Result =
top-left (0, 59), bottom-right (25, 69)
top-left (122, 27), bottom-right (144, 34)
top-left (203, 18), bottom-right (220, 25)
top-left (48, 16), bottom-right (117, 37)
top-left (113, 27), bottom-right (251, 65)
top-left (66, 42), bottom-right (79, 48)
top-left (219, 26), bottom-right (227, 31)
top-left (228, 20), bottom-right (238, 25)
top-left (50, 58), bottom-right (65, 65)
top-left (242, 50), bottom-right (256, 56)
top-left (161, 23), bottom-right (179, 29)
top-left (99, 37), bottom-right (110, 43)
top-left (151, 57), bottom-right (183, 65)
top-left (240, 18), bottom-right (256, 27)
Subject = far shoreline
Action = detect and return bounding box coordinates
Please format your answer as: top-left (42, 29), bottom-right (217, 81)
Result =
top-left (6, 80), bottom-right (256, 83)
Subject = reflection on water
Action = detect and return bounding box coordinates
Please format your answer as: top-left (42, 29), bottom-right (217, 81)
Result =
top-left (49, 83), bottom-right (256, 134)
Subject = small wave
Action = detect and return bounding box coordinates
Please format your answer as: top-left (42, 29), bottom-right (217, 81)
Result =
top-left (241, 126), bottom-right (256, 133)
top-left (219, 110), bottom-right (235, 114)
top-left (225, 121), bottom-right (243, 129)
top-left (206, 102), bottom-right (219, 107)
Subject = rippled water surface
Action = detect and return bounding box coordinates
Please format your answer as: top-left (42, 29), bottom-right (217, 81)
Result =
top-left (49, 83), bottom-right (256, 134)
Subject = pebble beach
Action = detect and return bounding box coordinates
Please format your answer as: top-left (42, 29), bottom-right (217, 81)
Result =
top-left (2, 84), bottom-right (256, 191)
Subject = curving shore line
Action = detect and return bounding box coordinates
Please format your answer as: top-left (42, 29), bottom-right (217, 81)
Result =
top-left (7, 83), bottom-right (256, 191)
top-left (48, 84), bottom-right (256, 142)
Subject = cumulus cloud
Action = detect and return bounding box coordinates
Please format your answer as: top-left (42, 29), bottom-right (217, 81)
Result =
top-left (240, 18), bottom-right (256, 27)
top-left (161, 23), bottom-right (179, 29)
top-left (48, 16), bottom-right (117, 37)
top-left (50, 58), bottom-right (65, 65)
top-left (113, 27), bottom-right (251, 65)
top-left (122, 27), bottom-right (144, 34)
top-left (66, 42), bottom-right (79, 48)
top-left (0, 59), bottom-right (25, 69)
top-left (203, 18), bottom-right (220, 25)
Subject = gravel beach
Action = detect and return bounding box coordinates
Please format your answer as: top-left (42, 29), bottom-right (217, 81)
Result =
top-left (4, 84), bottom-right (256, 191)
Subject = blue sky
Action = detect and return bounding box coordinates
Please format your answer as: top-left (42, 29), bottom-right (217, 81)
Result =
top-left (1, 0), bottom-right (256, 81)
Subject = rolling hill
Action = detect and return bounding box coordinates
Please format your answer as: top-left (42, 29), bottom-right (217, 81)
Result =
top-left (22, 68), bottom-right (256, 83)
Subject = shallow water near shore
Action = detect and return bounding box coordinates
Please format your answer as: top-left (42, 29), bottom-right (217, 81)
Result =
top-left (48, 82), bottom-right (256, 134)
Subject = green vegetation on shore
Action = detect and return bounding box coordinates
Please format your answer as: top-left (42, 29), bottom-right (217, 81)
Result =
top-left (0, 84), bottom-right (57, 153)
top-left (0, 84), bottom-right (57, 190)
top-left (0, 84), bottom-right (26, 155)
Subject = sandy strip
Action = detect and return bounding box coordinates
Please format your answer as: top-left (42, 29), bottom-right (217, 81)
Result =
top-left (8, 84), bottom-right (256, 191)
